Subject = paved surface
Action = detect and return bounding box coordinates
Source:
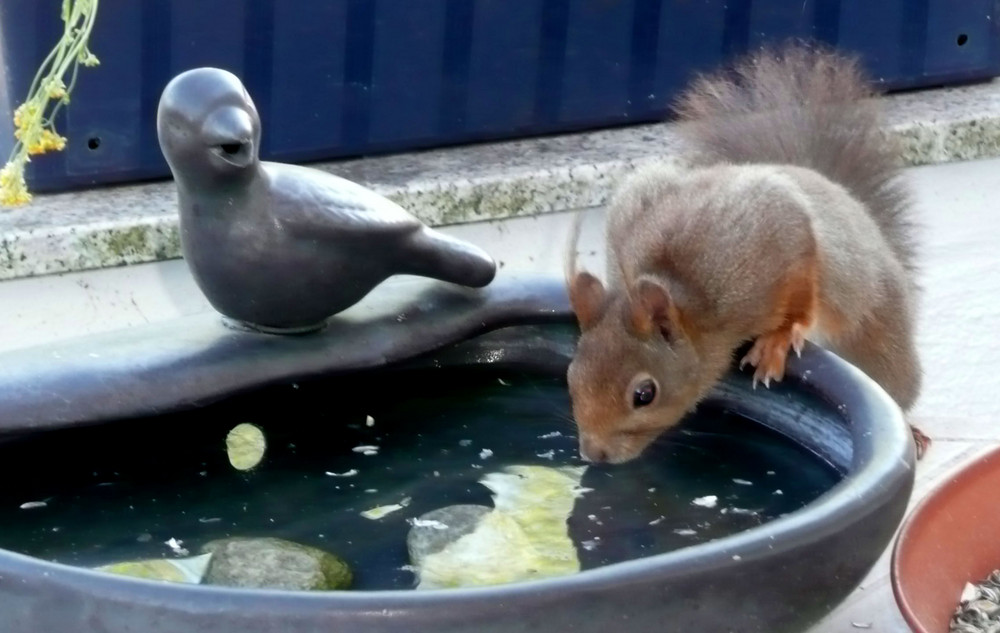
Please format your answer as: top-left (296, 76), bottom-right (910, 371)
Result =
top-left (2, 156), bottom-right (999, 631)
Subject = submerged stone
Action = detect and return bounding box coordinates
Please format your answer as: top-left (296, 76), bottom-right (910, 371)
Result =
top-left (201, 537), bottom-right (352, 591)
top-left (407, 504), bottom-right (492, 566)
top-left (409, 464), bottom-right (588, 589)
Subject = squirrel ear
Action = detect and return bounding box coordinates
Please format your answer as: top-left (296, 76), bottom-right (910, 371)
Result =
top-left (568, 271), bottom-right (607, 330)
top-left (629, 277), bottom-right (680, 341)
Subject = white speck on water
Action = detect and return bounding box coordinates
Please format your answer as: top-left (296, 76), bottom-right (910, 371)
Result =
top-left (587, 514), bottom-right (598, 521)
top-left (198, 517), bottom-right (221, 524)
top-left (352, 445), bottom-right (380, 455)
top-left (498, 378), bottom-right (510, 386)
top-left (365, 489), bottom-right (378, 494)
top-left (538, 431), bottom-right (563, 439)
top-left (726, 507), bottom-right (759, 516)
top-left (479, 449), bottom-right (493, 460)
top-left (732, 478), bottom-right (753, 486)
top-left (691, 495), bottom-right (718, 508)
top-left (673, 528), bottom-right (696, 536)
top-left (648, 487), bottom-right (656, 493)
top-left (164, 537), bottom-right (189, 556)
top-left (19, 501), bottom-right (47, 510)
top-left (581, 539), bottom-right (600, 551)
top-left (649, 517), bottom-right (665, 526)
top-left (536, 450), bottom-right (556, 460)
top-left (366, 415), bottom-right (375, 427)
top-left (326, 469), bottom-right (359, 477)
top-left (408, 518), bottom-right (449, 530)
top-left (766, 470), bottom-right (776, 475)
top-left (459, 439), bottom-right (473, 447)
top-left (732, 554), bottom-right (742, 561)
top-left (433, 471), bottom-right (441, 477)
top-left (773, 489), bottom-right (784, 495)
top-left (471, 464), bottom-right (483, 470)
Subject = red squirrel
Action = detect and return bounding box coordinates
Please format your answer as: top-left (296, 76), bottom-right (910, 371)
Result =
top-left (566, 44), bottom-right (926, 464)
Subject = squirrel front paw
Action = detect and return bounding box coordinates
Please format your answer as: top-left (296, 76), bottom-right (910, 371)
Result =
top-left (740, 324), bottom-right (807, 389)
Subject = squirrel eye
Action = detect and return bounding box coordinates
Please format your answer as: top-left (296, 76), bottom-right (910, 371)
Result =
top-left (632, 379), bottom-right (658, 408)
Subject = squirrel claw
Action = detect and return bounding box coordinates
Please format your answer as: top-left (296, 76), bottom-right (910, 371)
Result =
top-left (910, 425), bottom-right (931, 460)
top-left (742, 326), bottom-right (806, 388)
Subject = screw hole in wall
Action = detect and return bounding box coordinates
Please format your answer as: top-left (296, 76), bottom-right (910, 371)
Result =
top-left (87, 137), bottom-right (101, 150)
top-left (957, 33), bottom-right (969, 46)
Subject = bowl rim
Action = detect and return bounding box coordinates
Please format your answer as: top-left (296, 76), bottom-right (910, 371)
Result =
top-left (891, 443), bottom-right (1000, 633)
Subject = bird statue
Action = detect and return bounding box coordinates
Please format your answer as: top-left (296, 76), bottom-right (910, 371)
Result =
top-left (156, 67), bottom-right (497, 333)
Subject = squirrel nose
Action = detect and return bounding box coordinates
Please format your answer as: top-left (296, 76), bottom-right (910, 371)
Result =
top-left (580, 437), bottom-right (608, 463)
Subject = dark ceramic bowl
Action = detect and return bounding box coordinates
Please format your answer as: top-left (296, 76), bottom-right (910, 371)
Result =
top-left (893, 445), bottom-right (1000, 633)
top-left (0, 275), bottom-right (914, 633)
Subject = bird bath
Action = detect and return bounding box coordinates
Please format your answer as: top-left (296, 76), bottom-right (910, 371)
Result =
top-left (0, 273), bottom-right (914, 633)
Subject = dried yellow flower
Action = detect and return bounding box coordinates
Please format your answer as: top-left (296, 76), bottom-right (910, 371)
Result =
top-left (2, 0), bottom-right (100, 208)
top-left (0, 163), bottom-right (32, 207)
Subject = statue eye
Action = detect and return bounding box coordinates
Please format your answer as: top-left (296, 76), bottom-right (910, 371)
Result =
top-left (632, 379), bottom-right (658, 408)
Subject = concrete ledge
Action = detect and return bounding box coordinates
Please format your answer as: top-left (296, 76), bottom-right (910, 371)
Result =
top-left (1, 79), bottom-right (999, 282)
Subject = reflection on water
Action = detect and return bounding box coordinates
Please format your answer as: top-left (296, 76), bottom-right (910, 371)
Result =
top-left (0, 369), bottom-right (839, 590)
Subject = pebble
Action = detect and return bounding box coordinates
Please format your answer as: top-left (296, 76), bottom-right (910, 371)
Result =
top-left (201, 537), bottom-right (352, 591)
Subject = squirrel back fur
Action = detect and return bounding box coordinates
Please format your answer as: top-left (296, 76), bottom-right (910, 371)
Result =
top-left (673, 44), bottom-right (916, 274)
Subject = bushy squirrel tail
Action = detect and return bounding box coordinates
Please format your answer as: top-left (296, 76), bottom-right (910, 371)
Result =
top-left (674, 43), bottom-right (916, 272)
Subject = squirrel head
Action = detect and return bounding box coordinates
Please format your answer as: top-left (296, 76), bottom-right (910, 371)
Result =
top-left (566, 272), bottom-right (705, 464)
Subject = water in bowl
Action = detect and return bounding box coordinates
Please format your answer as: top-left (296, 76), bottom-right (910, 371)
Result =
top-left (0, 368), bottom-right (840, 590)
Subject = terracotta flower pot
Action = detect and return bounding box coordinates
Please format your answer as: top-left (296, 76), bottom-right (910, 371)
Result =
top-left (892, 445), bottom-right (1000, 633)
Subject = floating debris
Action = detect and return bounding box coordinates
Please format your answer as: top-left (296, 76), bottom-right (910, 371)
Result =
top-left (673, 528), bottom-right (697, 536)
top-left (648, 517), bottom-right (665, 526)
top-left (164, 537), bottom-right (189, 556)
top-left (581, 539), bottom-right (600, 552)
top-left (365, 415), bottom-right (375, 427)
top-left (732, 478), bottom-right (753, 486)
top-left (352, 445), bottom-right (379, 456)
top-left (198, 517), bottom-right (222, 524)
top-left (408, 518), bottom-right (449, 530)
top-left (497, 378), bottom-right (510, 386)
top-left (479, 449), bottom-right (494, 460)
top-left (459, 439), bottom-right (473, 447)
top-left (19, 501), bottom-right (47, 510)
top-left (361, 497), bottom-right (411, 520)
top-left (722, 507), bottom-right (760, 517)
top-left (226, 423), bottom-right (266, 471)
top-left (538, 431), bottom-right (563, 439)
top-left (536, 450), bottom-right (556, 460)
top-left (325, 469), bottom-right (359, 478)
top-left (691, 495), bottom-right (718, 508)
top-left (773, 489), bottom-right (784, 495)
